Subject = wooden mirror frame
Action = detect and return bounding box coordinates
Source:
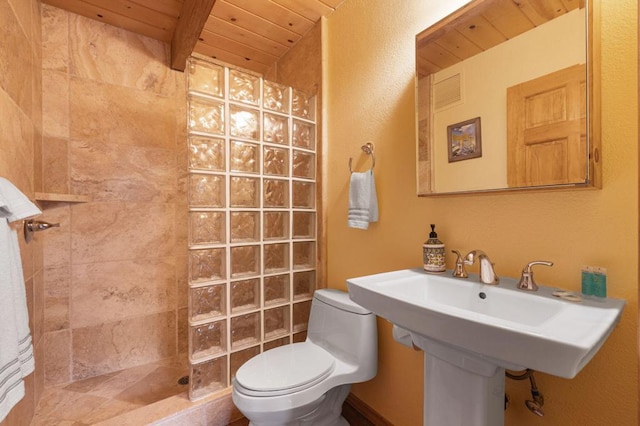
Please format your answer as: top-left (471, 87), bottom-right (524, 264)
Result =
top-left (415, 0), bottom-right (601, 196)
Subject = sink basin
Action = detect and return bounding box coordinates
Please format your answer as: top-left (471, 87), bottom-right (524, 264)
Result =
top-left (347, 268), bottom-right (625, 379)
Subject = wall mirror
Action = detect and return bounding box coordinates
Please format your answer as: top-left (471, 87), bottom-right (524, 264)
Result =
top-left (416, 0), bottom-right (601, 195)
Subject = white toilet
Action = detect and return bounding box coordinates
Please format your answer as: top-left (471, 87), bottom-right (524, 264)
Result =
top-left (232, 289), bottom-right (378, 426)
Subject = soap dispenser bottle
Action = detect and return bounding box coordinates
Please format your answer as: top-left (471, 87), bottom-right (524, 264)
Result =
top-left (423, 224), bottom-right (446, 273)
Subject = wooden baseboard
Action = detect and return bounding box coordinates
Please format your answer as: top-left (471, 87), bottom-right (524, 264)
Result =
top-left (343, 392), bottom-right (393, 426)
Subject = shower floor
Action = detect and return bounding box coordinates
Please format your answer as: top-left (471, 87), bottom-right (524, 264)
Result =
top-left (31, 356), bottom-right (189, 425)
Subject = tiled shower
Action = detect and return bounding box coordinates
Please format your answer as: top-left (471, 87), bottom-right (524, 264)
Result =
top-left (1, 1), bottom-right (322, 423)
top-left (186, 58), bottom-right (318, 400)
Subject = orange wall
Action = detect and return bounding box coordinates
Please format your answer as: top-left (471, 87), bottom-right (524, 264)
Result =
top-left (324, 0), bottom-right (638, 425)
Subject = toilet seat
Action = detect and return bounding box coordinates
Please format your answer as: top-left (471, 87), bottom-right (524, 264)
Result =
top-left (234, 343), bottom-right (335, 397)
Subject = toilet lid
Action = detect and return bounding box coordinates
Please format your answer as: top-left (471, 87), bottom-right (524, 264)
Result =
top-left (235, 343), bottom-right (335, 394)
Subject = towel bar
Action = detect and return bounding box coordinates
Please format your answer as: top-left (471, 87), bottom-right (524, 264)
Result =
top-left (23, 219), bottom-right (60, 243)
top-left (348, 142), bottom-right (375, 173)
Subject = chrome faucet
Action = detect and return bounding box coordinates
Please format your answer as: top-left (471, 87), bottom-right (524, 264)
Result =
top-left (464, 250), bottom-right (499, 285)
top-left (517, 261), bottom-right (554, 291)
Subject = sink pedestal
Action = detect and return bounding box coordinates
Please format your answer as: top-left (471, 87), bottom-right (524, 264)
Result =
top-left (414, 334), bottom-right (506, 426)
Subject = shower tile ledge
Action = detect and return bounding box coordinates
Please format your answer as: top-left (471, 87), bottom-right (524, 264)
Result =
top-left (94, 387), bottom-right (242, 426)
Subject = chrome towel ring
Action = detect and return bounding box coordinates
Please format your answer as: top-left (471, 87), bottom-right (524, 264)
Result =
top-left (349, 142), bottom-right (375, 173)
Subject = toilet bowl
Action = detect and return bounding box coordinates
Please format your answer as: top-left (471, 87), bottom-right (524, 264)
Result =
top-left (232, 289), bottom-right (378, 426)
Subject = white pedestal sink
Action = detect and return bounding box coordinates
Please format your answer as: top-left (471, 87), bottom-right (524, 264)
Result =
top-left (347, 268), bottom-right (625, 426)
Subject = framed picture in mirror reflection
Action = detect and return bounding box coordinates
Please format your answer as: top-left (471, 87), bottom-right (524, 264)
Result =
top-left (447, 117), bottom-right (482, 163)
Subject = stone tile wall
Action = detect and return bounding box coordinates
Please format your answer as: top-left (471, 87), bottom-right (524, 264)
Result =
top-left (39, 4), bottom-right (188, 386)
top-left (0, 0), bottom-right (45, 424)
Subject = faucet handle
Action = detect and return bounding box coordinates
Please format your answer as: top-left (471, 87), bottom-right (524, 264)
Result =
top-left (517, 261), bottom-right (554, 291)
top-left (451, 250), bottom-right (468, 278)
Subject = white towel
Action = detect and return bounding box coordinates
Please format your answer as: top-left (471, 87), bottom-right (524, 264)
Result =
top-left (348, 170), bottom-right (379, 229)
top-left (0, 179), bottom-right (41, 222)
top-left (0, 178), bottom-right (40, 422)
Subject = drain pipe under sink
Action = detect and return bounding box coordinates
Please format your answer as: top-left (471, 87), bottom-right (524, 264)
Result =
top-left (505, 369), bottom-right (545, 417)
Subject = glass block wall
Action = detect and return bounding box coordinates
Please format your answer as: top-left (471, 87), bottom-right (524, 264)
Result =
top-left (186, 57), bottom-right (318, 400)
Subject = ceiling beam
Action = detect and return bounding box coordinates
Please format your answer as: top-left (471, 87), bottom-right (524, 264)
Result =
top-left (171, 0), bottom-right (217, 71)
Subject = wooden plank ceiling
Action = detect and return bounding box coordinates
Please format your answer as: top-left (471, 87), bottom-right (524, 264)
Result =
top-left (416, 0), bottom-right (584, 78)
top-left (42, 0), bottom-right (344, 74)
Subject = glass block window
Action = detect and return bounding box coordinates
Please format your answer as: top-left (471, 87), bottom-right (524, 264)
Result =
top-left (187, 58), bottom-right (317, 401)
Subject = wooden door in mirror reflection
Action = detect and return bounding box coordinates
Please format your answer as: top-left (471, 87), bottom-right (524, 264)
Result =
top-left (507, 64), bottom-right (587, 187)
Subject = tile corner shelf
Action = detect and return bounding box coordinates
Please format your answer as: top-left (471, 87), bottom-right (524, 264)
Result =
top-left (35, 192), bottom-right (91, 203)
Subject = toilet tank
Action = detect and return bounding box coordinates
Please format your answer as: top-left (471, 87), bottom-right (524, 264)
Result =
top-left (307, 289), bottom-right (377, 373)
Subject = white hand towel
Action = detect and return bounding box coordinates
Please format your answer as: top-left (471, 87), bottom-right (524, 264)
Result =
top-left (0, 177), bottom-right (41, 222)
top-left (0, 178), bottom-right (40, 422)
top-left (348, 170), bottom-right (379, 229)
top-left (0, 219), bottom-right (25, 423)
